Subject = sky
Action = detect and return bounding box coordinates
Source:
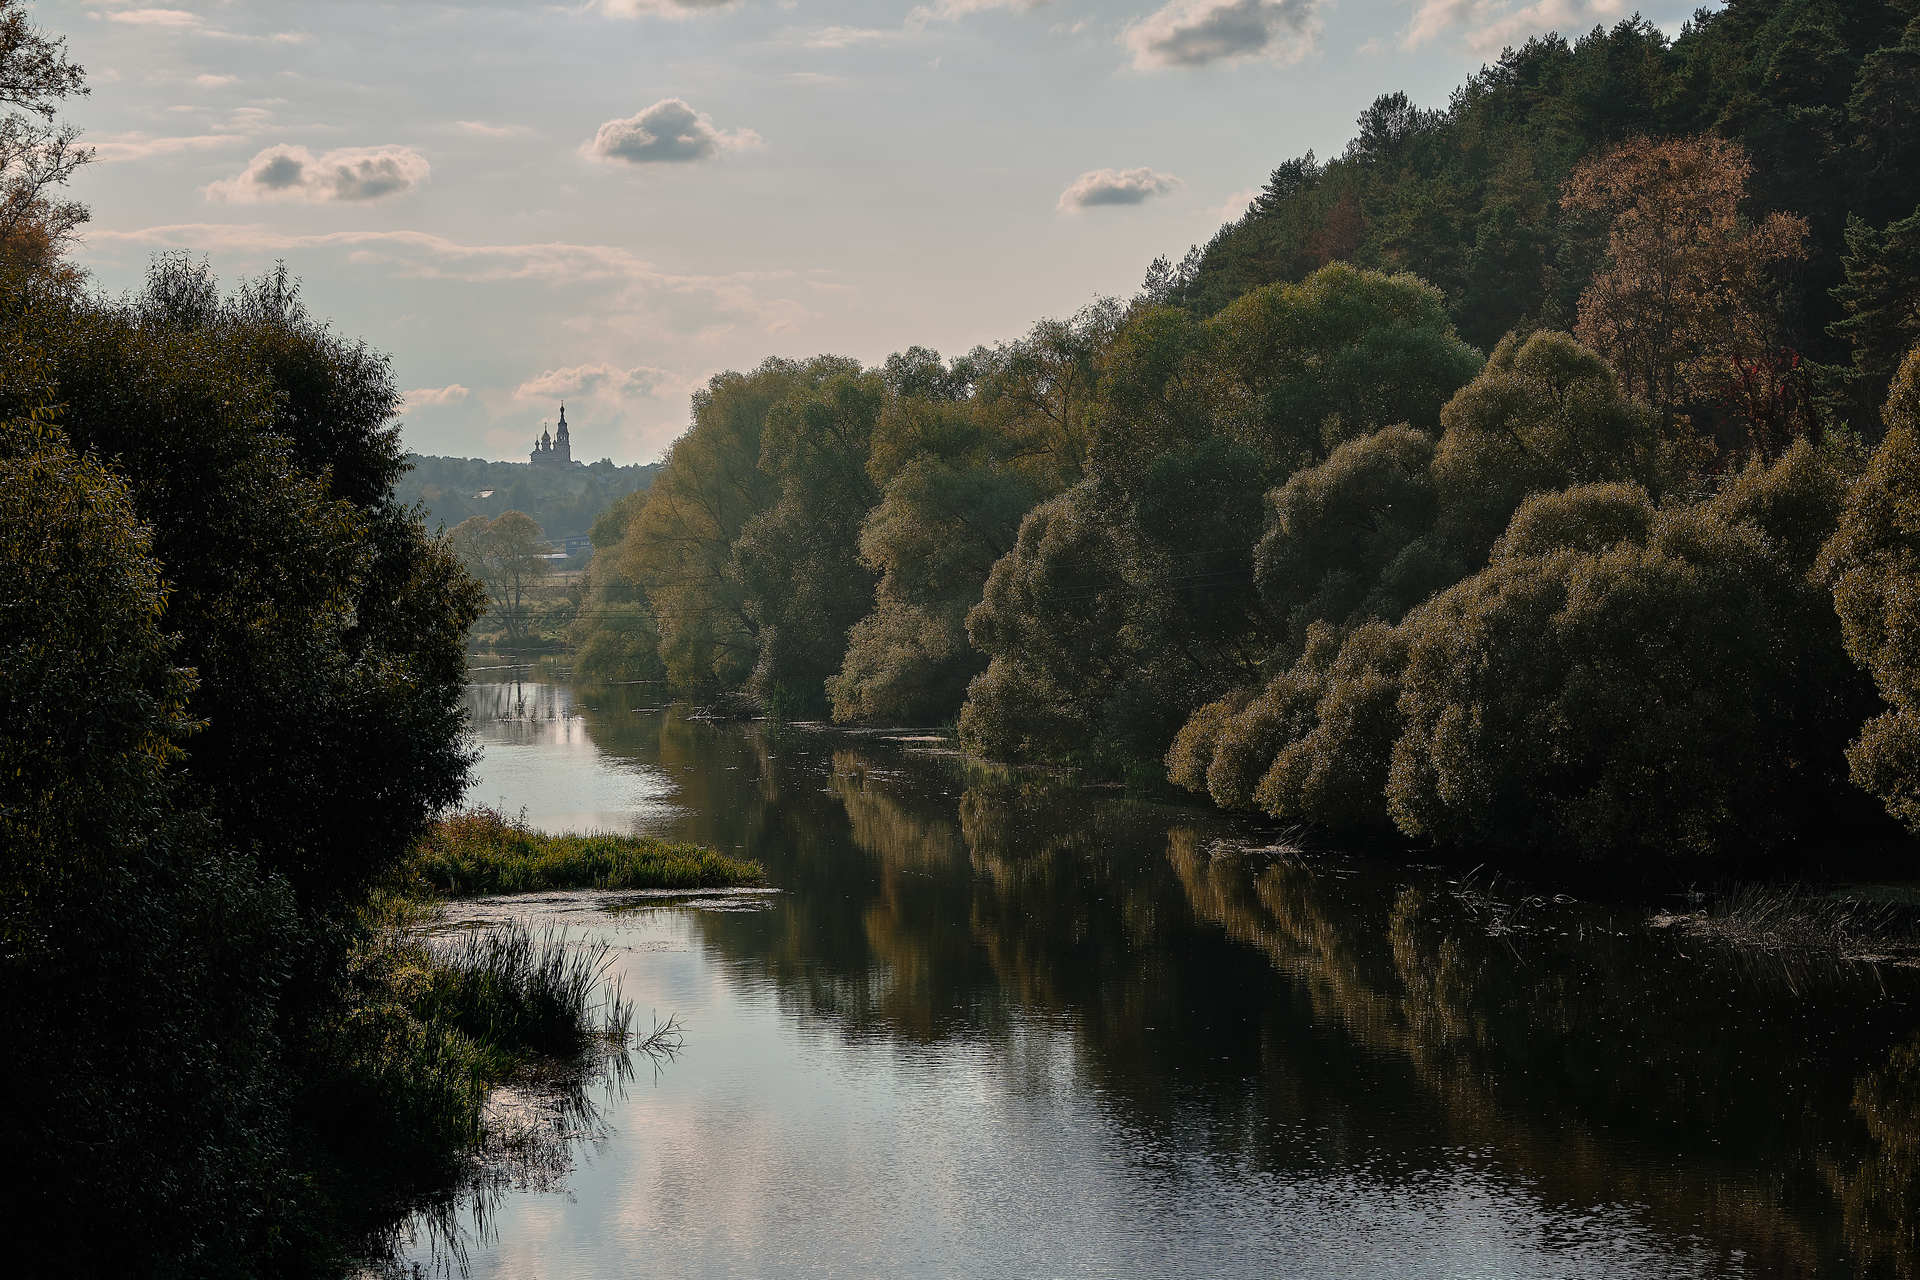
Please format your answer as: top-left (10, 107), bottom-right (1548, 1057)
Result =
top-left (54, 0), bottom-right (1711, 464)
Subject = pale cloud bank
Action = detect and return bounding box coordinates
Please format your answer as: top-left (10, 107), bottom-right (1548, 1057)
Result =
top-left (514, 364), bottom-right (675, 401)
top-left (597, 0), bottom-right (740, 15)
top-left (103, 7), bottom-right (309, 43)
top-left (908, 0), bottom-right (1045, 27)
top-left (1403, 0), bottom-right (1632, 53)
top-left (1057, 166), bottom-right (1181, 211)
top-left (453, 120), bottom-right (534, 139)
top-left (94, 132), bottom-right (247, 163)
top-left (584, 99), bottom-right (761, 165)
top-left (403, 384), bottom-right (471, 408)
top-left (106, 8), bottom-right (199, 27)
top-left (1122, 0), bottom-right (1320, 69)
top-left (205, 145), bottom-right (431, 203)
top-left (88, 224), bottom-right (815, 333)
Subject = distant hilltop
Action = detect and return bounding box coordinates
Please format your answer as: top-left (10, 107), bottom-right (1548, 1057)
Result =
top-left (397, 450), bottom-right (659, 551)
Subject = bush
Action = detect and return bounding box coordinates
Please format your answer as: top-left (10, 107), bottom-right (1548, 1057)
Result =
top-left (1822, 348), bottom-right (1920, 830)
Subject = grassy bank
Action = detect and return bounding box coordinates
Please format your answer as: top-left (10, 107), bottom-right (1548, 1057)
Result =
top-left (401, 807), bottom-right (765, 896)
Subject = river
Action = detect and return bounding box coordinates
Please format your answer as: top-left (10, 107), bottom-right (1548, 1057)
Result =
top-left (396, 672), bottom-right (1920, 1278)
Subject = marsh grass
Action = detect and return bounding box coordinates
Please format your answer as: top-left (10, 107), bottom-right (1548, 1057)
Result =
top-left (401, 807), bottom-right (765, 896)
top-left (1655, 882), bottom-right (1920, 963)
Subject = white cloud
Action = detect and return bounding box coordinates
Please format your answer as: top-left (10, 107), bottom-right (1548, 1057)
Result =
top-left (907, 0), bottom-right (1044, 28)
top-left (1122, 0), bottom-right (1320, 70)
top-left (453, 120), bottom-right (534, 138)
top-left (193, 73), bottom-right (238, 89)
top-left (1057, 166), bottom-right (1181, 212)
top-left (93, 132), bottom-right (247, 162)
top-left (107, 8), bottom-right (200, 27)
top-left (584, 99), bottom-right (760, 165)
top-left (1402, 0), bottom-right (1631, 53)
top-left (101, 7), bottom-right (308, 42)
top-left (205, 144), bottom-right (431, 203)
top-left (403, 384), bottom-right (471, 408)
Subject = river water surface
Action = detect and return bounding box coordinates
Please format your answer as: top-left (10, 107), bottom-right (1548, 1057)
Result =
top-left (400, 674), bottom-right (1920, 1278)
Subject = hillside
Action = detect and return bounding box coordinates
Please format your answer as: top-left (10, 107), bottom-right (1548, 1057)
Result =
top-left (397, 454), bottom-right (659, 543)
top-left (1158, 1), bottom-right (1920, 427)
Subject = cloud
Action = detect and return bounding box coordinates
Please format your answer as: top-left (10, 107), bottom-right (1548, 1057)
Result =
top-left (1402, 0), bottom-right (1630, 53)
top-left (787, 25), bottom-right (908, 50)
top-left (597, 0), bottom-right (740, 14)
top-left (205, 144), bottom-right (431, 203)
top-left (1057, 167), bottom-right (1181, 212)
top-left (86, 224), bottom-right (818, 334)
top-left (403, 384), bottom-right (471, 408)
top-left (101, 7), bottom-right (308, 42)
top-left (453, 120), bottom-right (533, 138)
top-left (584, 99), bottom-right (760, 165)
top-left (514, 364), bottom-right (675, 401)
top-left (193, 73), bottom-right (238, 88)
top-left (1218, 186), bottom-right (1259, 221)
top-left (107, 8), bottom-right (200, 26)
top-left (1122, 0), bottom-right (1320, 70)
top-left (93, 132), bottom-right (247, 162)
top-left (907, 0), bottom-right (1043, 27)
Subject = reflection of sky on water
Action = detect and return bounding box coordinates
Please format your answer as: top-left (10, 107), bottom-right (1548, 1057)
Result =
top-left (432, 904), bottom-right (1722, 1280)
top-left (462, 682), bottom-right (680, 834)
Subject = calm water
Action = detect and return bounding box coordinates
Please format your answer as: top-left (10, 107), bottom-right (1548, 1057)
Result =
top-left (402, 674), bottom-right (1920, 1278)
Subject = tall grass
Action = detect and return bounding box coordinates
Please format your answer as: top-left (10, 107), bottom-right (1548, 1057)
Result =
top-left (402, 807), bottom-right (765, 896)
top-left (417, 921), bottom-right (630, 1063)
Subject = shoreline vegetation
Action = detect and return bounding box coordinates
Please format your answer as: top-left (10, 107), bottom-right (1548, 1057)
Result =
top-left (333, 805), bottom-right (761, 1272)
top-left (400, 807), bottom-right (767, 897)
top-left (325, 899), bottom-right (663, 1273)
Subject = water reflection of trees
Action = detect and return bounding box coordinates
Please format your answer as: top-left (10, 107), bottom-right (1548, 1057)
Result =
top-left (562, 693), bottom-right (1920, 1276)
top-left (1169, 837), bottom-right (1920, 1277)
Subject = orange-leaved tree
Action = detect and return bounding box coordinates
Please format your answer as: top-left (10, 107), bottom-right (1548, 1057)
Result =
top-left (1563, 134), bottom-right (1810, 456)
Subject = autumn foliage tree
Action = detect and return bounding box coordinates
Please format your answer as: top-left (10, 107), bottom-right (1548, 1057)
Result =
top-left (1564, 135), bottom-right (1810, 453)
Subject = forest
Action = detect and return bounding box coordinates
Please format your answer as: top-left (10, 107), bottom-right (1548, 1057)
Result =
top-left (574, 0), bottom-right (1920, 867)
